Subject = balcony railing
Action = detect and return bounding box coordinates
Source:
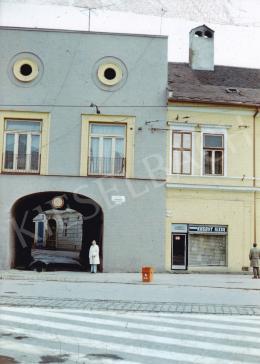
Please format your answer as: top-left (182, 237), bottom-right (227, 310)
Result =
top-left (88, 156), bottom-right (126, 176)
top-left (3, 153), bottom-right (40, 173)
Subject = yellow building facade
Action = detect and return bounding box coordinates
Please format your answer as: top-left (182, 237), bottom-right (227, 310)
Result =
top-left (166, 24), bottom-right (260, 272)
top-left (166, 102), bottom-right (260, 272)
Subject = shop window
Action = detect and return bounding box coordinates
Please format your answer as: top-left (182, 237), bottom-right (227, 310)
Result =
top-left (172, 131), bottom-right (192, 174)
top-left (203, 134), bottom-right (224, 175)
top-left (88, 123), bottom-right (126, 176)
top-left (3, 119), bottom-right (41, 173)
top-left (188, 234), bottom-right (227, 266)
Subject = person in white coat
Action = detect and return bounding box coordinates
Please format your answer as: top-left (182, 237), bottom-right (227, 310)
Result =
top-left (89, 240), bottom-right (100, 273)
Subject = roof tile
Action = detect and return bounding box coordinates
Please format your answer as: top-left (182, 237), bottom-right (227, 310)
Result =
top-left (168, 63), bottom-right (260, 105)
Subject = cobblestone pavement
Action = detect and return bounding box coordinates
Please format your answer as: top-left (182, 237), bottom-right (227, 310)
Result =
top-left (1, 295), bottom-right (260, 315)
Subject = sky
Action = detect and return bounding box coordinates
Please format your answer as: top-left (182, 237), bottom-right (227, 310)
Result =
top-left (0, 0), bottom-right (260, 68)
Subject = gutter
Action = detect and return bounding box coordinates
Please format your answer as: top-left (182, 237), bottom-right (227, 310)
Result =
top-left (166, 183), bottom-right (260, 192)
top-left (253, 107), bottom-right (260, 242)
top-left (167, 97), bottom-right (260, 109)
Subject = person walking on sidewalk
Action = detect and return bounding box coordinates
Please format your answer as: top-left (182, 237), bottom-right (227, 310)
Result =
top-left (249, 242), bottom-right (260, 278)
top-left (89, 240), bottom-right (100, 273)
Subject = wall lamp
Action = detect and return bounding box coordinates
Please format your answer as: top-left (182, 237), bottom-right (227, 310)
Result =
top-left (145, 120), bottom-right (160, 125)
top-left (90, 103), bottom-right (101, 114)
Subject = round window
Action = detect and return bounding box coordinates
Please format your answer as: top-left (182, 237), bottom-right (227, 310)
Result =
top-left (20, 64), bottom-right (33, 76)
top-left (97, 63), bottom-right (123, 86)
top-left (104, 67), bottom-right (117, 80)
top-left (93, 57), bottom-right (127, 91)
top-left (13, 58), bottom-right (39, 82)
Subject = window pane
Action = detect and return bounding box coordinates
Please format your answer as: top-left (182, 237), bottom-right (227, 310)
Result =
top-left (90, 137), bottom-right (99, 157)
top-left (204, 135), bottom-right (223, 148)
top-left (17, 134), bottom-right (27, 170)
top-left (173, 133), bottom-right (181, 148)
top-left (31, 135), bottom-right (40, 171)
top-left (91, 124), bottom-right (125, 136)
top-left (6, 120), bottom-right (41, 132)
top-left (173, 150), bottom-right (181, 173)
top-left (182, 151), bottom-right (191, 174)
top-left (115, 138), bottom-right (125, 157)
top-left (183, 133), bottom-right (191, 149)
top-left (215, 151), bottom-right (223, 175)
top-left (89, 137), bottom-right (99, 174)
top-left (204, 150), bottom-right (212, 174)
top-left (115, 138), bottom-right (125, 175)
top-left (4, 134), bottom-right (15, 169)
top-left (103, 138), bottom-right (112, 174)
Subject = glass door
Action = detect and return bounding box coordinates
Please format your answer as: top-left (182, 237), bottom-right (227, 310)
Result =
top-left (172, 233), bottom-right (187, 269)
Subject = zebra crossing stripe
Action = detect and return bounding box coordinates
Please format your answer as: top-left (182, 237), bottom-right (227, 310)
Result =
top-left (2, 306), bottom-right (260, 335)
top-left (1, 315), bottom-right (259, 358)
top-left (58, 308), bottom-right (260, 326)
top-left (1, 309), bottom-right (260, 357)
top-left (0, 324), bottom-right (255, 364)
top-left (142, 312), bottom-right (260, 324)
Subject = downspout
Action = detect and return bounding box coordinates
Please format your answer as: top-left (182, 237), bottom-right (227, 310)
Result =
top-left (253, 107), bottom-right (259, 243)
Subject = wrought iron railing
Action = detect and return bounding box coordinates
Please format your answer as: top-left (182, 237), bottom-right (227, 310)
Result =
top-left (88, 156), bottom-right (126, 176)
top-left (3, 153), bottom-right (40, 173)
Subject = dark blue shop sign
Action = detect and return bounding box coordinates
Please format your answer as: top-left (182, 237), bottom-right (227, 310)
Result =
top-left (189, 225), bottom-right (227, 234)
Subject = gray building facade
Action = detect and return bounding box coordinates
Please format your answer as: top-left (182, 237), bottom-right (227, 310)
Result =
top-left (0, 27), bottom-right (168, 272)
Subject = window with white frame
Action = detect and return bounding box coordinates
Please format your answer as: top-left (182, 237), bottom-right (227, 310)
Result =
top-left (172, 131), bottom-right (192, 174)
top-left (3, 119), bottom-right (41, 173)
top-left (203, 134), bottom-right (224, 175)
top-left (88, 123), bottom-right (126, 176)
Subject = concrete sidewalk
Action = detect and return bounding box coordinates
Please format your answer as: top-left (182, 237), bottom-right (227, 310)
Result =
top-left (1, 270), bottom-right (260, 315)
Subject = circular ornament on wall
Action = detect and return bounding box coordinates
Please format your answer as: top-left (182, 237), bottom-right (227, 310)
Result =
top-left (9, 52), bottom-right (43, 87)
top-left (92, 57), bottom-right (128, 91)
top-left (51, 196), bottom-right (64, 209)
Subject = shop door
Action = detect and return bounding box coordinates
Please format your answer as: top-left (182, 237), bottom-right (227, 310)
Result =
top-left (172, 233), bottom-right (187, 269)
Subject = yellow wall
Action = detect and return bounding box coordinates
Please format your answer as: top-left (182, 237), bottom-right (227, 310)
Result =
top-left (166, 189), bottom-right (254, 272)
top-left (167, 103), bottom-right (256, 187)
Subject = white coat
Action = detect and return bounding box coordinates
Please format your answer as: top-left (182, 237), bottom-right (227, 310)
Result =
top-left (89, 244), bottom-right (100, 265)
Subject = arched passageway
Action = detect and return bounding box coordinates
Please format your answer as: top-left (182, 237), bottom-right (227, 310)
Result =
top-left (11, 191), bottom-right (103, 271)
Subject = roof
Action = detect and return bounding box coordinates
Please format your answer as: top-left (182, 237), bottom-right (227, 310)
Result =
top-left (168, 63), bottom-right (260, 106)
top-left (190, 24), bottom-right (215, 33)
top-left (0, 26), bottom-right (167, 39)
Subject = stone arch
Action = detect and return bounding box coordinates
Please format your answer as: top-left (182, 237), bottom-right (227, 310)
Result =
top-left (10, 191), bottom-right (104, 271)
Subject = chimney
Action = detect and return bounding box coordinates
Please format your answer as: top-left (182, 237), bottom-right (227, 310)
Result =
top-left (189, 25), bottom-right (214, 71)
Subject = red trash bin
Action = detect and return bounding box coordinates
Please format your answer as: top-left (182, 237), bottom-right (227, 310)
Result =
top-left (142, 267), bottom-right (154, 282)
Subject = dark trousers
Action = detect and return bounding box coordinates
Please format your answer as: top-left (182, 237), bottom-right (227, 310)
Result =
top-left (90, 264), bottom-right (97, 273)
top-left (253, 267), bottom-right (260, 278)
